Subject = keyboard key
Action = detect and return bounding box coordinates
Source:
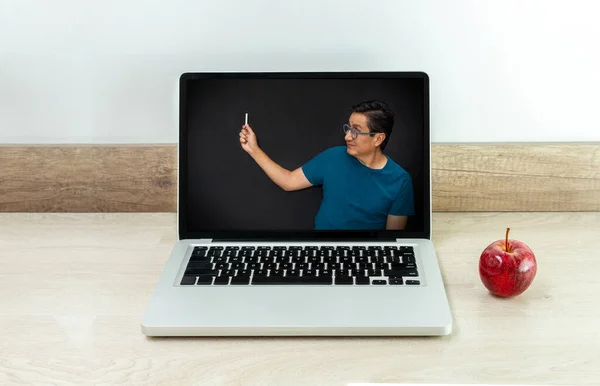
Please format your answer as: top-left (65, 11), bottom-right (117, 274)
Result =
top-left (192, 250), bottom-right (207, 258)
top-left (309, 262), bottom-right (322, 269)
top-left (196, 275), bottom-right (214, 285)
top-left (188, 256), bottom-right (212, 264)
top-left (347, 267), bottom-right (360, 275)
top-left (389, 278), bottom-right (404, 285)
top-left (356, 256), bottom-right (369, 263)
top-left (189, 258), bottom-right (212, 266)
top-left (368, 268), bottom-right (381, 276)
top-left (231, 276), bottom-right (250, 285)
top-left (372, 280), bottom-right (387, 285)
top-left (355, 277), bottom-right (370, 285)
top-left (214, 276), bottom-right (229, 285)
top-left (185, 267), bottom-right (217, 275)
top-left (180, 275), bottom-right (196, 285)
top-left (406, 280), bottom-right (421, 285)
top-left (187, 269), bottom-right (219, 277)
top-left (296, 262), bottom-right (308, 270)
top-left (404, 255), bottom-right (416, 265)
top-left (374, 262), bottom-right (389, 270)
top-left (186, 262), bottom-right (212, 269)
top-left (385, 269), bottom-right (418, 277)
top-left (335, 276), bottom-right (353, 285)
top-left (372, 256), bottom-right (386, 263)
top-left (356, 261), bottom-right (370, 269)
top-left (327, 263), bottom-right (340, 270)
top-left (252, 276), bottom-right (332, 285)
top-left (353, 269), bottom-right (367, 277)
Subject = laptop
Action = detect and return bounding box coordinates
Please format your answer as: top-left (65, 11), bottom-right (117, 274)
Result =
top-left (141, 71), bottom-right (453, 336)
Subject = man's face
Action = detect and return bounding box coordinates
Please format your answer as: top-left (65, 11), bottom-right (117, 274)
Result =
top-left (345, 112), bottom-right (385, 157)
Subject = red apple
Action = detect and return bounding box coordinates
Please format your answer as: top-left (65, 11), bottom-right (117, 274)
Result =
top-left (479, 228), bottom-right (537, 297)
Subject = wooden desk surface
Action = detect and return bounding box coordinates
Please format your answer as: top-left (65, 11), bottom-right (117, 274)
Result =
top-left (1, 212), bottom-right (599, 385)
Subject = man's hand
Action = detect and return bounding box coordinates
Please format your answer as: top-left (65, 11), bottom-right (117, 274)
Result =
top-left (239, 124), bottom-right (259, 155)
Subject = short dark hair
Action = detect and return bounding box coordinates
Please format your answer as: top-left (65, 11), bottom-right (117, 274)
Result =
top-left (350, 100), bottom-right (394, 150)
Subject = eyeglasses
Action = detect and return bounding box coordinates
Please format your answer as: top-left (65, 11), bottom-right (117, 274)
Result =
top-left (342, 124), bottom-right (379, 139)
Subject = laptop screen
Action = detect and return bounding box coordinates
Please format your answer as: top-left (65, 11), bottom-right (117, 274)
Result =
top-left (179, 72), bottom-right (430, 240)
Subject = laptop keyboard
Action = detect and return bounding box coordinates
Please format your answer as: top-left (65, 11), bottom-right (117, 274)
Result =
top-left (180, 245), bottom-right (421, 286)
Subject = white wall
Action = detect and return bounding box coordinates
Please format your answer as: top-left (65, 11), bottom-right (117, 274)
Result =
top-left (1, 0), bottom-right (599, 144)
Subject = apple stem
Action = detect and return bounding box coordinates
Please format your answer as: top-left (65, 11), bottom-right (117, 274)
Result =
top-left (505, 227), bottom-right (511, 252)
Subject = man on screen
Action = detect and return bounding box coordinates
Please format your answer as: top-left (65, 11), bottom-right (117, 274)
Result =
top-left (238, 100), bottom-right (415, 230)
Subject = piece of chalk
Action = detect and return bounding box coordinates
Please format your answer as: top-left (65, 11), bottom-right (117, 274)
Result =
top-left (245, 113), bottom-right (248, 126)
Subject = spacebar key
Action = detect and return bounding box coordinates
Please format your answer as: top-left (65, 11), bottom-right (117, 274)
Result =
top-left (252, 276), bottom-right (332, 285)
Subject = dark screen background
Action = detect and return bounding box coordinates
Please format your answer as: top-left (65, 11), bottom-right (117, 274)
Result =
top-left (186, 77), bottom-right (425, 232)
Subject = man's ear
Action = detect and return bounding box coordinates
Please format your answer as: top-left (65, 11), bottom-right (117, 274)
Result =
top-left (376, 133), bottom-right (386, 147)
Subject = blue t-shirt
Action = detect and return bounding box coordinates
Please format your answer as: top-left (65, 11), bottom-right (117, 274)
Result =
top-left (301, 146), bottom-right (415, 230)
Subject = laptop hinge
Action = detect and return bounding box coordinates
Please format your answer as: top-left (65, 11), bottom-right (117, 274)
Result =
top-left (197, 238), bottom-right (213, 243)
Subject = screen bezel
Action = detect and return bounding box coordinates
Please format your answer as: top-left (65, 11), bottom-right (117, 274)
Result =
top-left (178, 71), bottom-right (431, 241)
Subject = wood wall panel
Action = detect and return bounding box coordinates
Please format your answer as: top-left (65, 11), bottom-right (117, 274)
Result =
top-left (1, 144), bottom-right (598, 212)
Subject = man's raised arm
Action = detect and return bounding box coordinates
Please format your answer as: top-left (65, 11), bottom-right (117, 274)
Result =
top-left (239, 124), bottom-right (313, 192)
